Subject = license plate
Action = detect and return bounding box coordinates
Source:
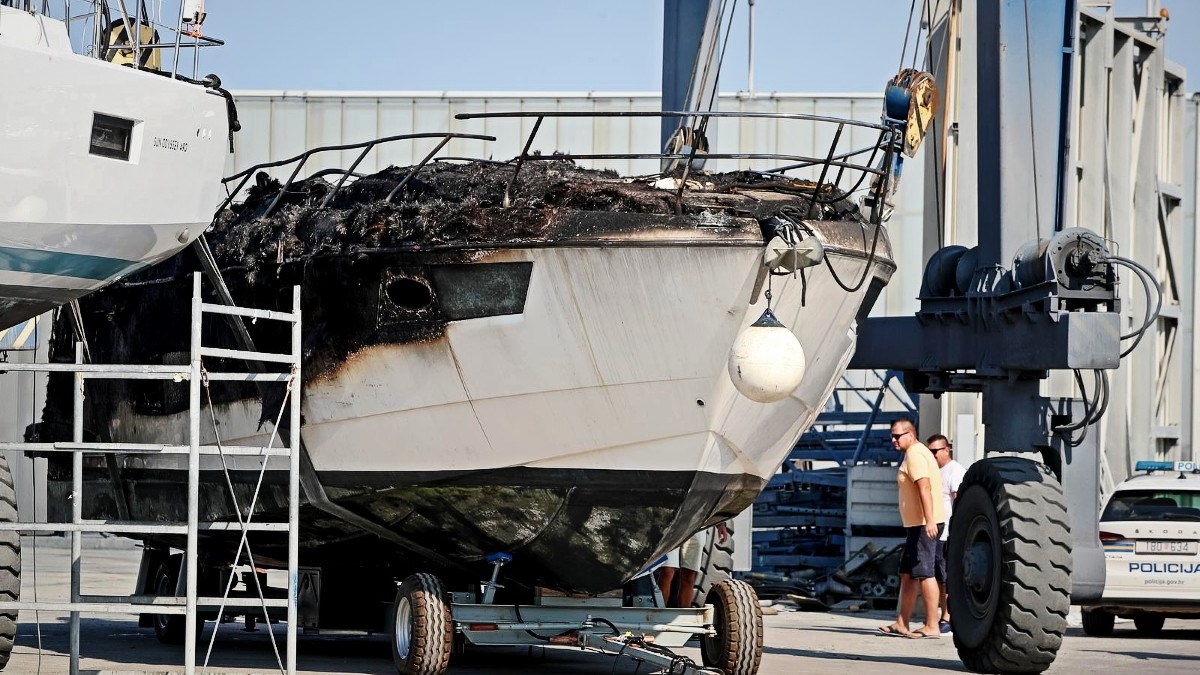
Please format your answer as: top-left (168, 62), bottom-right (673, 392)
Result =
top-left (1135, 540), bottom-right (1199, 555)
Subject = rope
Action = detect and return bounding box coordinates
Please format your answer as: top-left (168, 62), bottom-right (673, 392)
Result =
top-left (781, 203), bottom-right (883, 295)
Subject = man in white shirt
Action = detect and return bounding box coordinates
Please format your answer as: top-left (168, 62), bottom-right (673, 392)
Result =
top-left (928, 434), bottom-right (966, 635)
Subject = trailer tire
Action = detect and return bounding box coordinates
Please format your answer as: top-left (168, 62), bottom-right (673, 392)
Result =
top-left (1080, 609), bottom-right (1113, 637)
top-left (691, 520), bottom-right (735, 608)
top-left (700, 578), bottom-right (762, 675)
top-left (392, 573), bottom-right (452, 675)
top-left (948, 457), bottom-right (1071, 674)
top-left (0, 454), bottom-right (21, 670)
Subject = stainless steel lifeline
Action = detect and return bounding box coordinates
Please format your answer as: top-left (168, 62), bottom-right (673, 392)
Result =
top-left (0, 273), bottom-right (302, 675)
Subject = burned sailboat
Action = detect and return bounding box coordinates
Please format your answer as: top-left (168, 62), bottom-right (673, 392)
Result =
top-left (35, 110), bottom-right (897, 613)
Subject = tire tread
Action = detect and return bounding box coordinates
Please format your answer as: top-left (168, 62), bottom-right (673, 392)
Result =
top-left (0, 455), bottom-right (20, 670)
top-left (393, 573), bottom-right (452, 675)
top-left (950, 457), bottom-right (1071, 673)
top-left (700, 578), bottom-right (762, 675)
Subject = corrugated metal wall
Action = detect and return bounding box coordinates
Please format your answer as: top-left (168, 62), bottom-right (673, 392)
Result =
top-left (224, 91), bottom-right (926, 319)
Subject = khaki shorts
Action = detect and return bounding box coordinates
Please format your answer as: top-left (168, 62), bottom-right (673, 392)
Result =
top-left (665, 531), bottom-right (707, 572)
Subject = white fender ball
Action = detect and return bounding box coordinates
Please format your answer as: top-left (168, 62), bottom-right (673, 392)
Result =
top-left (727, 309), bottom-right (806, 403)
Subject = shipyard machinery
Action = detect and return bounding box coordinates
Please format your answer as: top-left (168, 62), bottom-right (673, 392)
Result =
top-left (852, 0), bottom-right (1163, 672)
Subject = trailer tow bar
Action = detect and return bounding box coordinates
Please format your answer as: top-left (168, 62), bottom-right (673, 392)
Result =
top-left (573, 618), bottom-right (722, 675)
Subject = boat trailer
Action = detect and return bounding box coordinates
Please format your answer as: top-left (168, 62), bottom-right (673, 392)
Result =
top-left (389, 554), bottom-right (762, 675)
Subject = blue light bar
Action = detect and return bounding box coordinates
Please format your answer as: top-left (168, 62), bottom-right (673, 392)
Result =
top-left (1135, 460), bottom-right (1198, 473)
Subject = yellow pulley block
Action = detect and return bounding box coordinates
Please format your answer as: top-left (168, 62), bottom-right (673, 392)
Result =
top-left (885, 69), bottom-right (940, 158)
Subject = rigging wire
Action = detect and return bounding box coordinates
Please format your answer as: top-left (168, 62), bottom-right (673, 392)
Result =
top-left (704, 0), bottom-right (740, 113)
top-left (923, 0), bottom-right (947, 250)
top-left (898, 0), bottom-right (919, 73)
top-left (1023, 0), bottom-right (1044, 239)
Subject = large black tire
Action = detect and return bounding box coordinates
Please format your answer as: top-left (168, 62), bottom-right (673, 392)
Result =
top-left (1133, 615), bottom-right (1165, 636)
top-left (691, 521), bottom-right (735, 609)
top-left (0, 455), bottom-right (20, 670)
top-left (947, 457), bottom-right (1071, 674)
top-left (392, 573), bottom-right (452, 675)
top-left (700, 578), bottom-right (762, 675)
top-left (1081, 609), bottom-right (1114, 637)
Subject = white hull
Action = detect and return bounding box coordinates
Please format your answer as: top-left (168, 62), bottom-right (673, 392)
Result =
top-left (301, 246), bottom-right (867, 483)
top-left (103, 240), bottom-right (887, 488)
top-left (0, 8), bottom-right (228, 328)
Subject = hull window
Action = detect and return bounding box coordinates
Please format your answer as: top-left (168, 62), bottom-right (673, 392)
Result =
top-left (90, 114), bottom-right (135, 161)
top-left (430, 262), bottom-right (533, 320)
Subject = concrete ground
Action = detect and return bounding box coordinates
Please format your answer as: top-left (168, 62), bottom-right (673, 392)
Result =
top-left (6, 540), bottom-right (1199, 674)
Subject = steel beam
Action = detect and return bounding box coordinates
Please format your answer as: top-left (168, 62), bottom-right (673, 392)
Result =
top-left (850, 312), bottom-right (1119, 372)
top-left (975, 0), bottom-right (1076, 269)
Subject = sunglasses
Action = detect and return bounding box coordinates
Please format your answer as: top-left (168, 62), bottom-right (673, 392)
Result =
top-left (929, 445), bottom-right (950, 452)
top-left (891, 431), bottom-right (911, 440)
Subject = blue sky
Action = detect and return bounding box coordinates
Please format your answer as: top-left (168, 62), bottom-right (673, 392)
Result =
top-left (197, 1), bottom-right (1200, 94)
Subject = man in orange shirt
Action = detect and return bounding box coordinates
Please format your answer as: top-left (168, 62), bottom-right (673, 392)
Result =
top-left (879, 417), bottom-right (946, 638)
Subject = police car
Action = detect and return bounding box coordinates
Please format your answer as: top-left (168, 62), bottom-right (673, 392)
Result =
top-left (1082, 461), bottom-right (1200, 636)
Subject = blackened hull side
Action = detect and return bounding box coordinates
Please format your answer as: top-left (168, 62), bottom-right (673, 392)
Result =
top-left (55, 466), bottom-right (763, 593)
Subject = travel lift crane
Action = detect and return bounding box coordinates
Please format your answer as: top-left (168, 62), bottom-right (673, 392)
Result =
top-left (852, 1), bottom-right (1161, 672)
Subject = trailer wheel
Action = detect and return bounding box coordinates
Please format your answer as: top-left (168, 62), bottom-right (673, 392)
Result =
top-left (1080, 609), bottom-right (1114, 636)
top-left (700, 578), bottom-right (762, 675)
top-left (948, 457), bottom-right (1071, 674)
top-left (392, 573), bottom-right (452, 675)
top-left (0, 455), bottom-right (21, 670)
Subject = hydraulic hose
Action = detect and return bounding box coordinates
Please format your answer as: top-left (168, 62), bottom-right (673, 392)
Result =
top-left (1107, 255), bottom-right (1162, 358)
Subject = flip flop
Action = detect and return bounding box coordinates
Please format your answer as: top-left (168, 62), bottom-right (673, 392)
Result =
top-left (908, 629), bottom-right (941, 639)
top-left (878, 625), bottom-right (906, 636)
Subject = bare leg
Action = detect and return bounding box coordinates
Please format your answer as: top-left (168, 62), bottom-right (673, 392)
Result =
top-left (676, 569), bottom-right (699, 608)
top-left (881, 573), bottom-right (915, 634)
top-left (656, 567), bottom-right (677, 607)
top-left (918, 577), bottom-right (941, 633)
top-left (938, 581), bottom-right (949, 623)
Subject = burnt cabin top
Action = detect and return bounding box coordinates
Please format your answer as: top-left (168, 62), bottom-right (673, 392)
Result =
top-left (202, 159), bottom-right (865, 281)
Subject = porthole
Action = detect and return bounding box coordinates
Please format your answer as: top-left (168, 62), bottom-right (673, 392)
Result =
top-left (385, 277), bottom-right (433, 311)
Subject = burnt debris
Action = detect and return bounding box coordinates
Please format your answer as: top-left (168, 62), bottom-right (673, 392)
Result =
top-left (209, 159), bottom-right (859, 283)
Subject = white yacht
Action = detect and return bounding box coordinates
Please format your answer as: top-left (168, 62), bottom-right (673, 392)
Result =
top-left (0, 1), bottom-right (232, 329)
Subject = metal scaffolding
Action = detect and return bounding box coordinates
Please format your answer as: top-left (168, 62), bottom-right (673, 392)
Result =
top-left (0, 273), bottom-right (302, 675)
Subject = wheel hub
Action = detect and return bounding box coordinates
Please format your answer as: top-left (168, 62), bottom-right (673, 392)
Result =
top-left (394, 596), bottom-right (412, 660)
top-left (155, 572), bottom-right (172, 631)
top-left (963, 540), bottom-right (994, 593)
